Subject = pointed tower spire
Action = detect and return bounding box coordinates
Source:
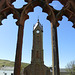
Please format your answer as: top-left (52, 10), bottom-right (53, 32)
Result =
top-left (33, 19), bottom-right (43, 31)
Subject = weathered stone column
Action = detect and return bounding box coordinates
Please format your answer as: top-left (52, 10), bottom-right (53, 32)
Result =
top-left (51, 22), bottom-right (60, 75)
top-left (14, 25), bottom-right (24, 75)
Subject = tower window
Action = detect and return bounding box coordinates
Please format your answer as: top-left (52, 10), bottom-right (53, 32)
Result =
top-left (36, 51), bottom-right (39, 58)
top-left (36, 30), bottom-right (40, 33)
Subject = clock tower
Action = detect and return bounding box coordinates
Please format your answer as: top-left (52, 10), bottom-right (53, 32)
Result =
top-left (31, 19), bottom-right (43, 64)
top-left (22, 19), bottom-right (50, 75)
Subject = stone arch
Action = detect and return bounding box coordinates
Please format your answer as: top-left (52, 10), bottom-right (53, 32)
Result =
top-left (13, 1), bottom-right (60, 75)
top-left (19, 1), bottom-right (56, 26)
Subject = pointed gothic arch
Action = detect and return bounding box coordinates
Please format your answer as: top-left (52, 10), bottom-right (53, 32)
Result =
top-left (13, 1), bottom-right (60, 75)
top-left (19, 1), bottom-right (57, 27)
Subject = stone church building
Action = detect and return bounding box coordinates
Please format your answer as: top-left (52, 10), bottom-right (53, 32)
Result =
top-left (21, 19), bottom-right (50, 75)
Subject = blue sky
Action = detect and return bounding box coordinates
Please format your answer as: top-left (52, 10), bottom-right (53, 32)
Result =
top-left (0, 0), bottom-right (75, 68)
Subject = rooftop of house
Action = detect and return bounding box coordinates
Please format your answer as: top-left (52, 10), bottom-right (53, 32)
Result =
top-left (0, 66), bottom-right (14, 71)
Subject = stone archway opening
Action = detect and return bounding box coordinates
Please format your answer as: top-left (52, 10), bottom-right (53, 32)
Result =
top-left (22, 6), bottom-right (51, 67)
top-left (13, 1), bottom-right (60, 75)
top-left (0, 14), bottom-right (18, 61)
top-left (57, 16), bottom-right (75, 68)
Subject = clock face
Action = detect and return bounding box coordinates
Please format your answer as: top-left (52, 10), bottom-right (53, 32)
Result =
top-left (36, 30), bottom-right (40, 33)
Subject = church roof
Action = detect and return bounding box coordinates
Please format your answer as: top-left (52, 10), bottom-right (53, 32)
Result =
top-left (33, 19), bottom-right (43, 31)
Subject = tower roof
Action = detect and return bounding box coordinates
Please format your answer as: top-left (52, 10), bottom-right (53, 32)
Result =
top-left (33, 19), bottom-right (43, 31)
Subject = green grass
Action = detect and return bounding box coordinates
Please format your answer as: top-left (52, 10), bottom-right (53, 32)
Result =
top-left (0, 59), bottom-right (29, 69)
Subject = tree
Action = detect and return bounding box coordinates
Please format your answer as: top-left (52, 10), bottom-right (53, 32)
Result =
top-left (66, 61), bottom-right (75, 75)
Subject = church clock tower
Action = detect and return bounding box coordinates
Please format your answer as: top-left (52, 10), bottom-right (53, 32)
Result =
top-left (22, 19), bottom-right (50, 75)
top-left (31, 19), bottom-right (44, 64)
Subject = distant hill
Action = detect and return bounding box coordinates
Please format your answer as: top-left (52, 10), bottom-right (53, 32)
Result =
top-left (0, 59), bottom-right (29, 69)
